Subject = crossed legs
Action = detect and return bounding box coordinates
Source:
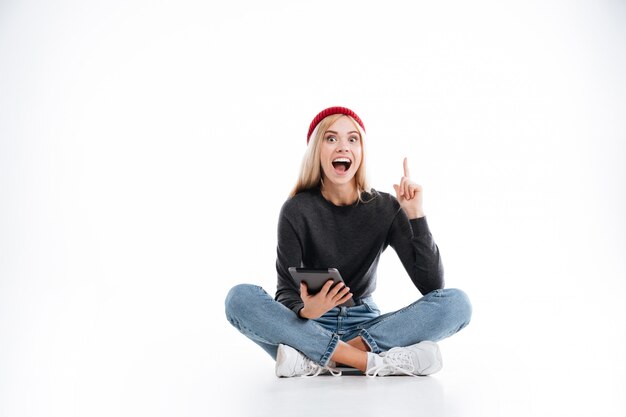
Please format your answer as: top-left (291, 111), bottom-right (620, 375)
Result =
top-left (225, 284), bottom-right (472, 372)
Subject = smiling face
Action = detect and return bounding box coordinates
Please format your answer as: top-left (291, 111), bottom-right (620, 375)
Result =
top-left (319, 116), bottom-right (363, 187)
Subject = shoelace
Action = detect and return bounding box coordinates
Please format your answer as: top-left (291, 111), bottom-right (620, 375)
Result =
top-left (324, 365), bottom-right (343, 377)
top-left (299, 360), bottom-right (343, 378)
top-left (365, 350), bottom-right (417, 378)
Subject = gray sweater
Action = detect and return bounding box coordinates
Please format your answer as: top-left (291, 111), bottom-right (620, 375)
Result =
top-left (274, 187), bottom-right (444, 315)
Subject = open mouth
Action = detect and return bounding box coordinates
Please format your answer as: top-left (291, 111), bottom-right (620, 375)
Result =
top-left (331, 157), bottom-right (352, 174)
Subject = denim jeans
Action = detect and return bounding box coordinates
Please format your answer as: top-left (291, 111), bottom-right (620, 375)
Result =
top-left (225, 284), bottom-right (472, 367)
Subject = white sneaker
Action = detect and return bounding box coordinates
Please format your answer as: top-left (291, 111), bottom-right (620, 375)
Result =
top-left (275, 344), bottom-right (342, 378)
top-left (365, 341), bottom-right (443, 377)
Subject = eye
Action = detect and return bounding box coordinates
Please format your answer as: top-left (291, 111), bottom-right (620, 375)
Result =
top-left (326, 136), bottom-right (337, 143)
top-left (349, 136), bottom-right (360, 143)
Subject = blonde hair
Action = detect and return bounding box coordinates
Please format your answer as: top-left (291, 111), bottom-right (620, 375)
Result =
top-left (290, 114), bottom-right (372, 202)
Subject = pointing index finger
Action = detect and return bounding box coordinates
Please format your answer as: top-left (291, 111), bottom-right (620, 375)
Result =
top-left (403, 157), bottom-right (410, 178)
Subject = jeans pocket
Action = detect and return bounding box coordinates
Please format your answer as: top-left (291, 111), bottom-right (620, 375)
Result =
top-left (361, 299), bottom-right (381, 315)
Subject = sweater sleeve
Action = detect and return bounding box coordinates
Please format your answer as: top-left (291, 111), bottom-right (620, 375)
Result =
top-left (274, 206), bottom-right (305, 315)
top-left (388, 209), bottom-right (444, 294)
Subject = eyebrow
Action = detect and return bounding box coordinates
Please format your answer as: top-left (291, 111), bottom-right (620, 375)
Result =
top-left (324, 130), bottom-right (360, 135)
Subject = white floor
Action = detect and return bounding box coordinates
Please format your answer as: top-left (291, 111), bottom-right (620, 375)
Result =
top-left (4, 294), bottom-right (623, 417)
top-left (212, 295), bottom-right (626, 417)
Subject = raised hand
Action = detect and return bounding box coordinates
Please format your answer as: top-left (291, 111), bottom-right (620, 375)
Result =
top-left (392, 157), bottom-right (425, 219)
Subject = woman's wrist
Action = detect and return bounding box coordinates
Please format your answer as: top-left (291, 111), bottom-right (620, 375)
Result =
top-left (299, 306), bottom-right (312, 319)
top-left (406, 209), bottom-right (425, 219)
top-left (299, 306), bottom-right (323, 319)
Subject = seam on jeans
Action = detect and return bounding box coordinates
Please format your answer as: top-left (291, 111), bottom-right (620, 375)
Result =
top-left (358, 329), bottom-right (380, 353)
top-left (319, 333), bottom-right (340, 367)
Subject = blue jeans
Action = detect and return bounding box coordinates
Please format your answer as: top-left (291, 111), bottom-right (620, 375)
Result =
top-left (225, 284), bottom-right (472, 367)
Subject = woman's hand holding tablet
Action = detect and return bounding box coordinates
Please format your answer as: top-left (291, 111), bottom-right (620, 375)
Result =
top-left (288, 268), bottom-right (355, 319)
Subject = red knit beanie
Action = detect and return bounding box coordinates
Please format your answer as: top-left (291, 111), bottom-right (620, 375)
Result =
top-left (307, 106), bottom-right (366, 144)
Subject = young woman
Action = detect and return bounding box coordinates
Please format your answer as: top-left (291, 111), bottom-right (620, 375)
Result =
top-left (225, 106), bottom-right (472, 377)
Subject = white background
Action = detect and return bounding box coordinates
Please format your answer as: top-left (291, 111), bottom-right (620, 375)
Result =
top-left (1, 1), bottom-right (625, 416)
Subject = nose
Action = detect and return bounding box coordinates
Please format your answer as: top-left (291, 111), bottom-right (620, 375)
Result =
top-left (337, 140), bottom-right (350, 152)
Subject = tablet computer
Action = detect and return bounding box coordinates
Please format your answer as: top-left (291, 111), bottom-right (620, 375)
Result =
top-left (288, 267), bottom-right (355, 307)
